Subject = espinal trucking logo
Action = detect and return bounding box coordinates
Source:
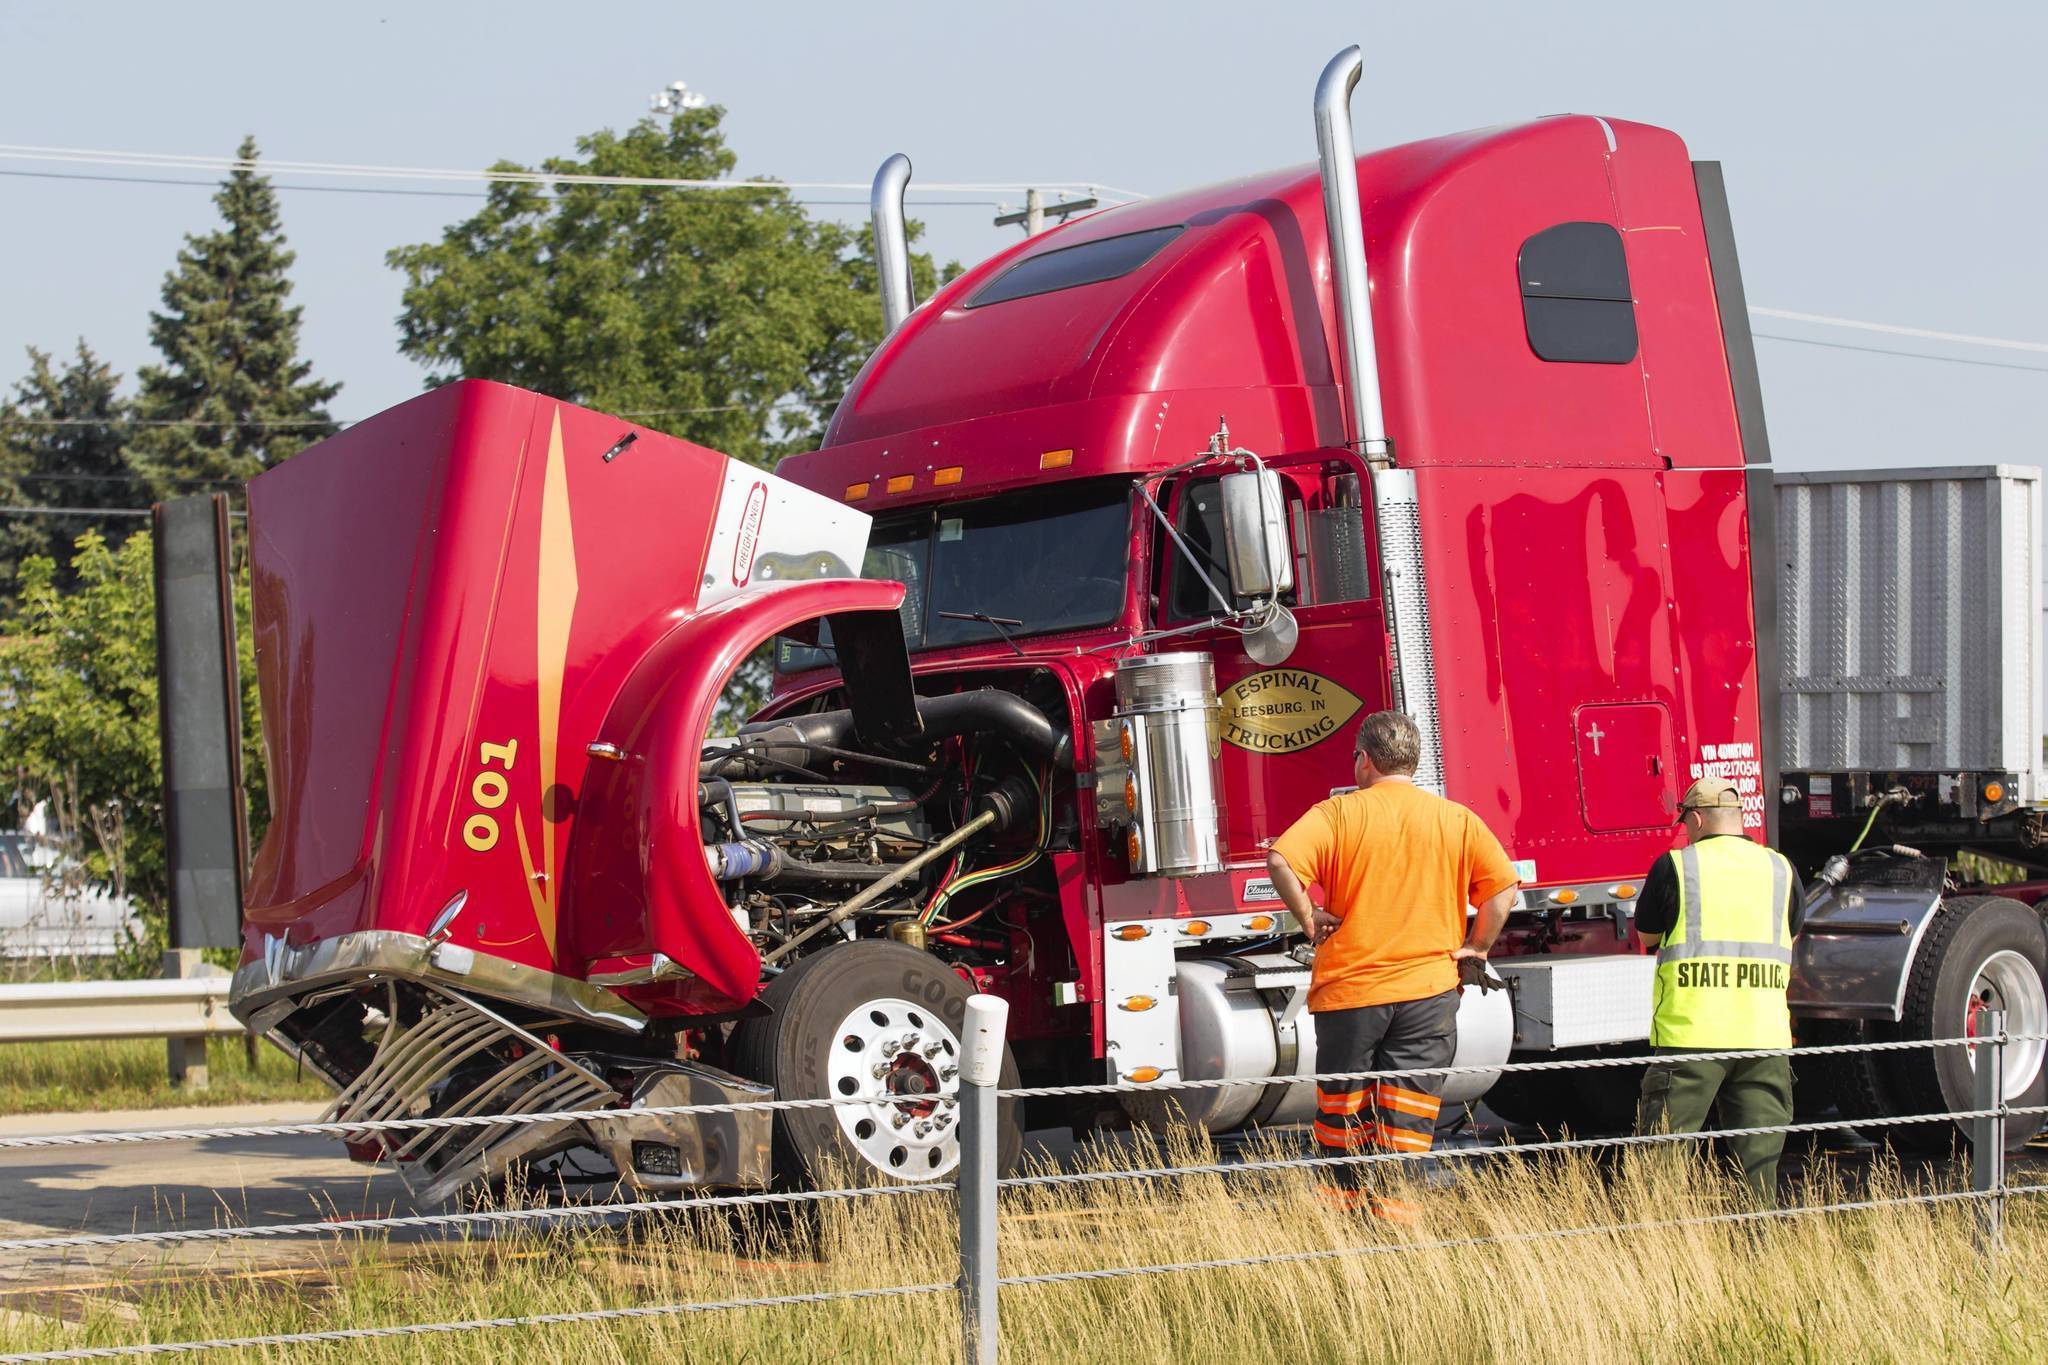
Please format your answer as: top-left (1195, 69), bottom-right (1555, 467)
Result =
top-left (1220, 669), bottom-right (1364, 753)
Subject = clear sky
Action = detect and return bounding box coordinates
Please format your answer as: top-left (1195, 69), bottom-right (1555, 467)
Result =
top-left (1, 0), bottom-right (2043, 475)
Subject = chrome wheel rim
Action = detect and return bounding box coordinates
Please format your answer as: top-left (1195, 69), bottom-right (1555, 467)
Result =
top-left (825, 997), bottom-right (962, 1179)
top-left (1966, 949), bottom-right (2048, 1099)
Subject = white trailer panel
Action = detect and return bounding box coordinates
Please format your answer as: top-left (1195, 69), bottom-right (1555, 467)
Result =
top-left (1776, 466), bottom-right (2043, 800)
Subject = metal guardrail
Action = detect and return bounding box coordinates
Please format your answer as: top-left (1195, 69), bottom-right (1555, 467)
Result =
top-left (0, 977), bottom-right (242, 1045)
top-left (0, 1013), bottom-right (2039, 1363)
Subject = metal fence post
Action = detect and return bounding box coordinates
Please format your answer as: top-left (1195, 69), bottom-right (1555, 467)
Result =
top-left (162, 947), bottom-right (213, 1090)
top-left (1970, 1007), bottom-right (2005, 1261)
top-left (958, 993), bottom-right (1008, 1365)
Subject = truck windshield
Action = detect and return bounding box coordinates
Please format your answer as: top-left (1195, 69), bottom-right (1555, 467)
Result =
top-left (779, 479), bottom-right (1130, 668)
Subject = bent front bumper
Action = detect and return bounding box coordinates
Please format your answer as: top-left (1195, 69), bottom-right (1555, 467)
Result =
top-left (230, 929), bottom-right (649, 1039)
top-left (229, 931), bottom-right (770, 1200)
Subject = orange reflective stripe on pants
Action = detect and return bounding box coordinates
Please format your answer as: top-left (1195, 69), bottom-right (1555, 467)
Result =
top-left (1372, 1082), bottom-right (1442, 1121)
top-left (1369, 1194), bottom-right (1424, 1225)
top-left (1317, 1086), bottom-right (1368, 1117)
top-left (1370, 1120), bottom-right (1434, 1152)
top-left (1313, 1119), bottom-right (1371, 1150)
top-left (1315, 1185), bottom-right (1368, 1212)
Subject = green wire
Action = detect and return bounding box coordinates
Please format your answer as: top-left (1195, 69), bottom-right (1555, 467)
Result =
top-left (1848, 792), bottom-right (1898, 853)
top-left (923, 765), bottom-right (1048, 927)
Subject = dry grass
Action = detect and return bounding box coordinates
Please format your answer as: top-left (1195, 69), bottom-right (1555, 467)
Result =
top-left (2, 1131), bottom-right (2042, 1363)
top-left (0, 1037), bottom-right (327, 1114)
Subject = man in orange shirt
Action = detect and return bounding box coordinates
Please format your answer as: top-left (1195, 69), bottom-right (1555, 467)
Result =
top-left (1266, 711), bottom-right (1520, 1220)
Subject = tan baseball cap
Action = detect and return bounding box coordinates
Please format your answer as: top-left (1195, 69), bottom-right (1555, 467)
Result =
top-left (1677, 778), bottom-right (1741, 818)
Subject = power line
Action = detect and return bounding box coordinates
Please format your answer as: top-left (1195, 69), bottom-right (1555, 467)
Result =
top-left (0, 167), bottom-right (1009, 209)
top-left (3, 417), bottom-right (342, 428)
top-left (0, 506), bottom-right (248, 522)
top-left (13, 472), bottom-right (231, 488)
top-left (0, 506), bottom-right (154, 518)
top-left (1, 400), bottom-right (821, 430)
top-left (1752, 332), bottom-right (2048, 374)
top-left (1749, 305), bottom-right (2048, 356)
top-left (0, 144), bottom-right (1144, 202)
top-left (19, 145), bottom-right (2048, 357)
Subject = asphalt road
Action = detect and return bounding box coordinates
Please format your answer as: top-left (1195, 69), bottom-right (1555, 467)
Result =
top-left (0, 1104), bottom-right (410, 1288)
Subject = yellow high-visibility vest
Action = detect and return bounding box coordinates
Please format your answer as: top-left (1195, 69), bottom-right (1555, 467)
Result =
top-left (1650, 838), bottom-right (1795, 1049)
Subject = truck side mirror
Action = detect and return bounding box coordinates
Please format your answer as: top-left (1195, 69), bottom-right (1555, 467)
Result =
top-left (1218, 468), bottom-right (1295, 600)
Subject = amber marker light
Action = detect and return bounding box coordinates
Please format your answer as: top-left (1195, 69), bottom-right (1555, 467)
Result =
top-left (1183, 921), bottom-right (1211, 937)
top-left (933, 466), bottom-right (964, 486)
top-left (844, 481), bottom-right (871, 501)
top-left (1247, 915), bottom-right (1275, 931)
top-left (1040, 449), bottom-right (1075, 470)
top-left (1113, 925), bottom-right (1150, 941)
top-left (1984, 782), bottom-right (2006, 803)
top-left (886, 474), bottom-right (916, 494)
top-left (1119, 995), bottom-right (1157, 1012)
top-left (1610, 885), bottom-right (1639, 900)
top-left (1123, 777), bottom-right (1139, 811)
top-left (1119, 724), bottom-right (1134, 763)
top-left (1550, 889), bottom-right (1579, 905)
top-left (1127, 1066), bottom-right (1163, 1083)
top-left (1126, 831), bottom-right (1143, 864)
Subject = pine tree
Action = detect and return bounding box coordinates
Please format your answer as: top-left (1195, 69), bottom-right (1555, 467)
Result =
top-left (0, 342), bottom-right (132, 604)
top-left (128, 137), bottom-right (340, 496)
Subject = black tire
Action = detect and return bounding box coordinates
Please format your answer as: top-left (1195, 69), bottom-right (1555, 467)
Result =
top-left (1792, 1018), bottom-right (1896, 1125)
top-left (1482, 1049), bottom-right (1644, 1136)
top-left (728, 941), bottom-right (1023, 1186)
top-left (1481, 1069), bottom-right (1579, 1132)
top-left (1871, 895), bottom-right (2048, 1154)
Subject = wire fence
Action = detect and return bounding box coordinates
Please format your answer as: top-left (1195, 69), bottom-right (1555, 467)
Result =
top-left (0, 1010), bottom-right (2040, 1363)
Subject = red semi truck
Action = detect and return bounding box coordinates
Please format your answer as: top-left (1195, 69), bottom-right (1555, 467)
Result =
top-left (229, 49), bottom-right (2046, 1200)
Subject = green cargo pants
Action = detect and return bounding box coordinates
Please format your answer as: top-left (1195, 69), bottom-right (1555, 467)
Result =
top-left (1636, 1049), bottom-right (1794, 1204)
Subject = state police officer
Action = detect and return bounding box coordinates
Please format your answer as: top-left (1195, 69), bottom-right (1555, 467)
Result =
top-left (1634, 778), bottom-right (1806, 1203)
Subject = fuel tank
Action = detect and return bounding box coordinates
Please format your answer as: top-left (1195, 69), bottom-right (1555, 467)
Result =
top-left (235, 380), bottom-right (882, 1022)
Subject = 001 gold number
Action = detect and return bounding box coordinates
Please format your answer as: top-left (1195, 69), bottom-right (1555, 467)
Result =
top-left (462, 739), bottom-right (519, 851)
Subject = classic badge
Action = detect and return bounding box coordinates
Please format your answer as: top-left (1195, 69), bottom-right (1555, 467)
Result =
top-left (1219, 669), bottom-right (1364, 753)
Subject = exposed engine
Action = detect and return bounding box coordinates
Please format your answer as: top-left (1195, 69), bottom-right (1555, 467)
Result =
top-left (698, 686), bottom-right (1064, 963)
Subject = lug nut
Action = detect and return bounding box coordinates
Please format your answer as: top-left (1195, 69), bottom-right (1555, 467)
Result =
top-left (914, 1120), bottom-right (934, 1137)
top-left (891, 1111), bottom-right (911, 1129)
top-left (872, 1062), bottom-right (893, 1080)
top-left (922, 1040), bottom-right (945, 1058)
top-left (939, 1064), bottom-right (959, 1081)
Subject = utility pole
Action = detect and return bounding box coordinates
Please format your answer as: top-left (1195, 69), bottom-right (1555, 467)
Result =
top-left (994, 187), bottom-right (1098, 236)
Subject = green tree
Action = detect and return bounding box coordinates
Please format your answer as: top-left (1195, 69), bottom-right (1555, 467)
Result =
top-left (0, 531), bottom-right (269, 974)
top-left (388, 104), bottom-right (947, 467)
top-left (0, 404), bottom-right (33, 607)
top-left (0, 343), bottom-right (134, 605)
top-left (128, 137), bottom-right (340, 497)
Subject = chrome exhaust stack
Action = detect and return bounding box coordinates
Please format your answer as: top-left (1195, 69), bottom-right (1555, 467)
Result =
top-left (871, 153), bottom-right (915, 336)
top-left (1313, 47), bottom-right (1390, 462)
top-left (1313, 45), bottom-right (1444, 794)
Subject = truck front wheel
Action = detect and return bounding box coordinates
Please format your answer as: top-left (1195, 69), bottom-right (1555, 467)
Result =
top-left (729, 941), bottom-right (1023, 1186)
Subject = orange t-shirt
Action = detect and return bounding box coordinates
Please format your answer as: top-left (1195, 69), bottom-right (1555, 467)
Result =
top-left (1271, 780), bottom-right (1519, 1012)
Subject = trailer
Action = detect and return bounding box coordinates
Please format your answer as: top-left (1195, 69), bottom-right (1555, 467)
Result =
top-left (1774, 465), bottom-right (2044, 869)
top-left (1769, 465), bottom-right (2047, 1137)
top-left (228, 46), bottom-right (2046, 1201)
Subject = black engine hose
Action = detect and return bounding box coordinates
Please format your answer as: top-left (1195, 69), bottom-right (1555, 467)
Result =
top-left (739, 689), bottom-right (1072, 769)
